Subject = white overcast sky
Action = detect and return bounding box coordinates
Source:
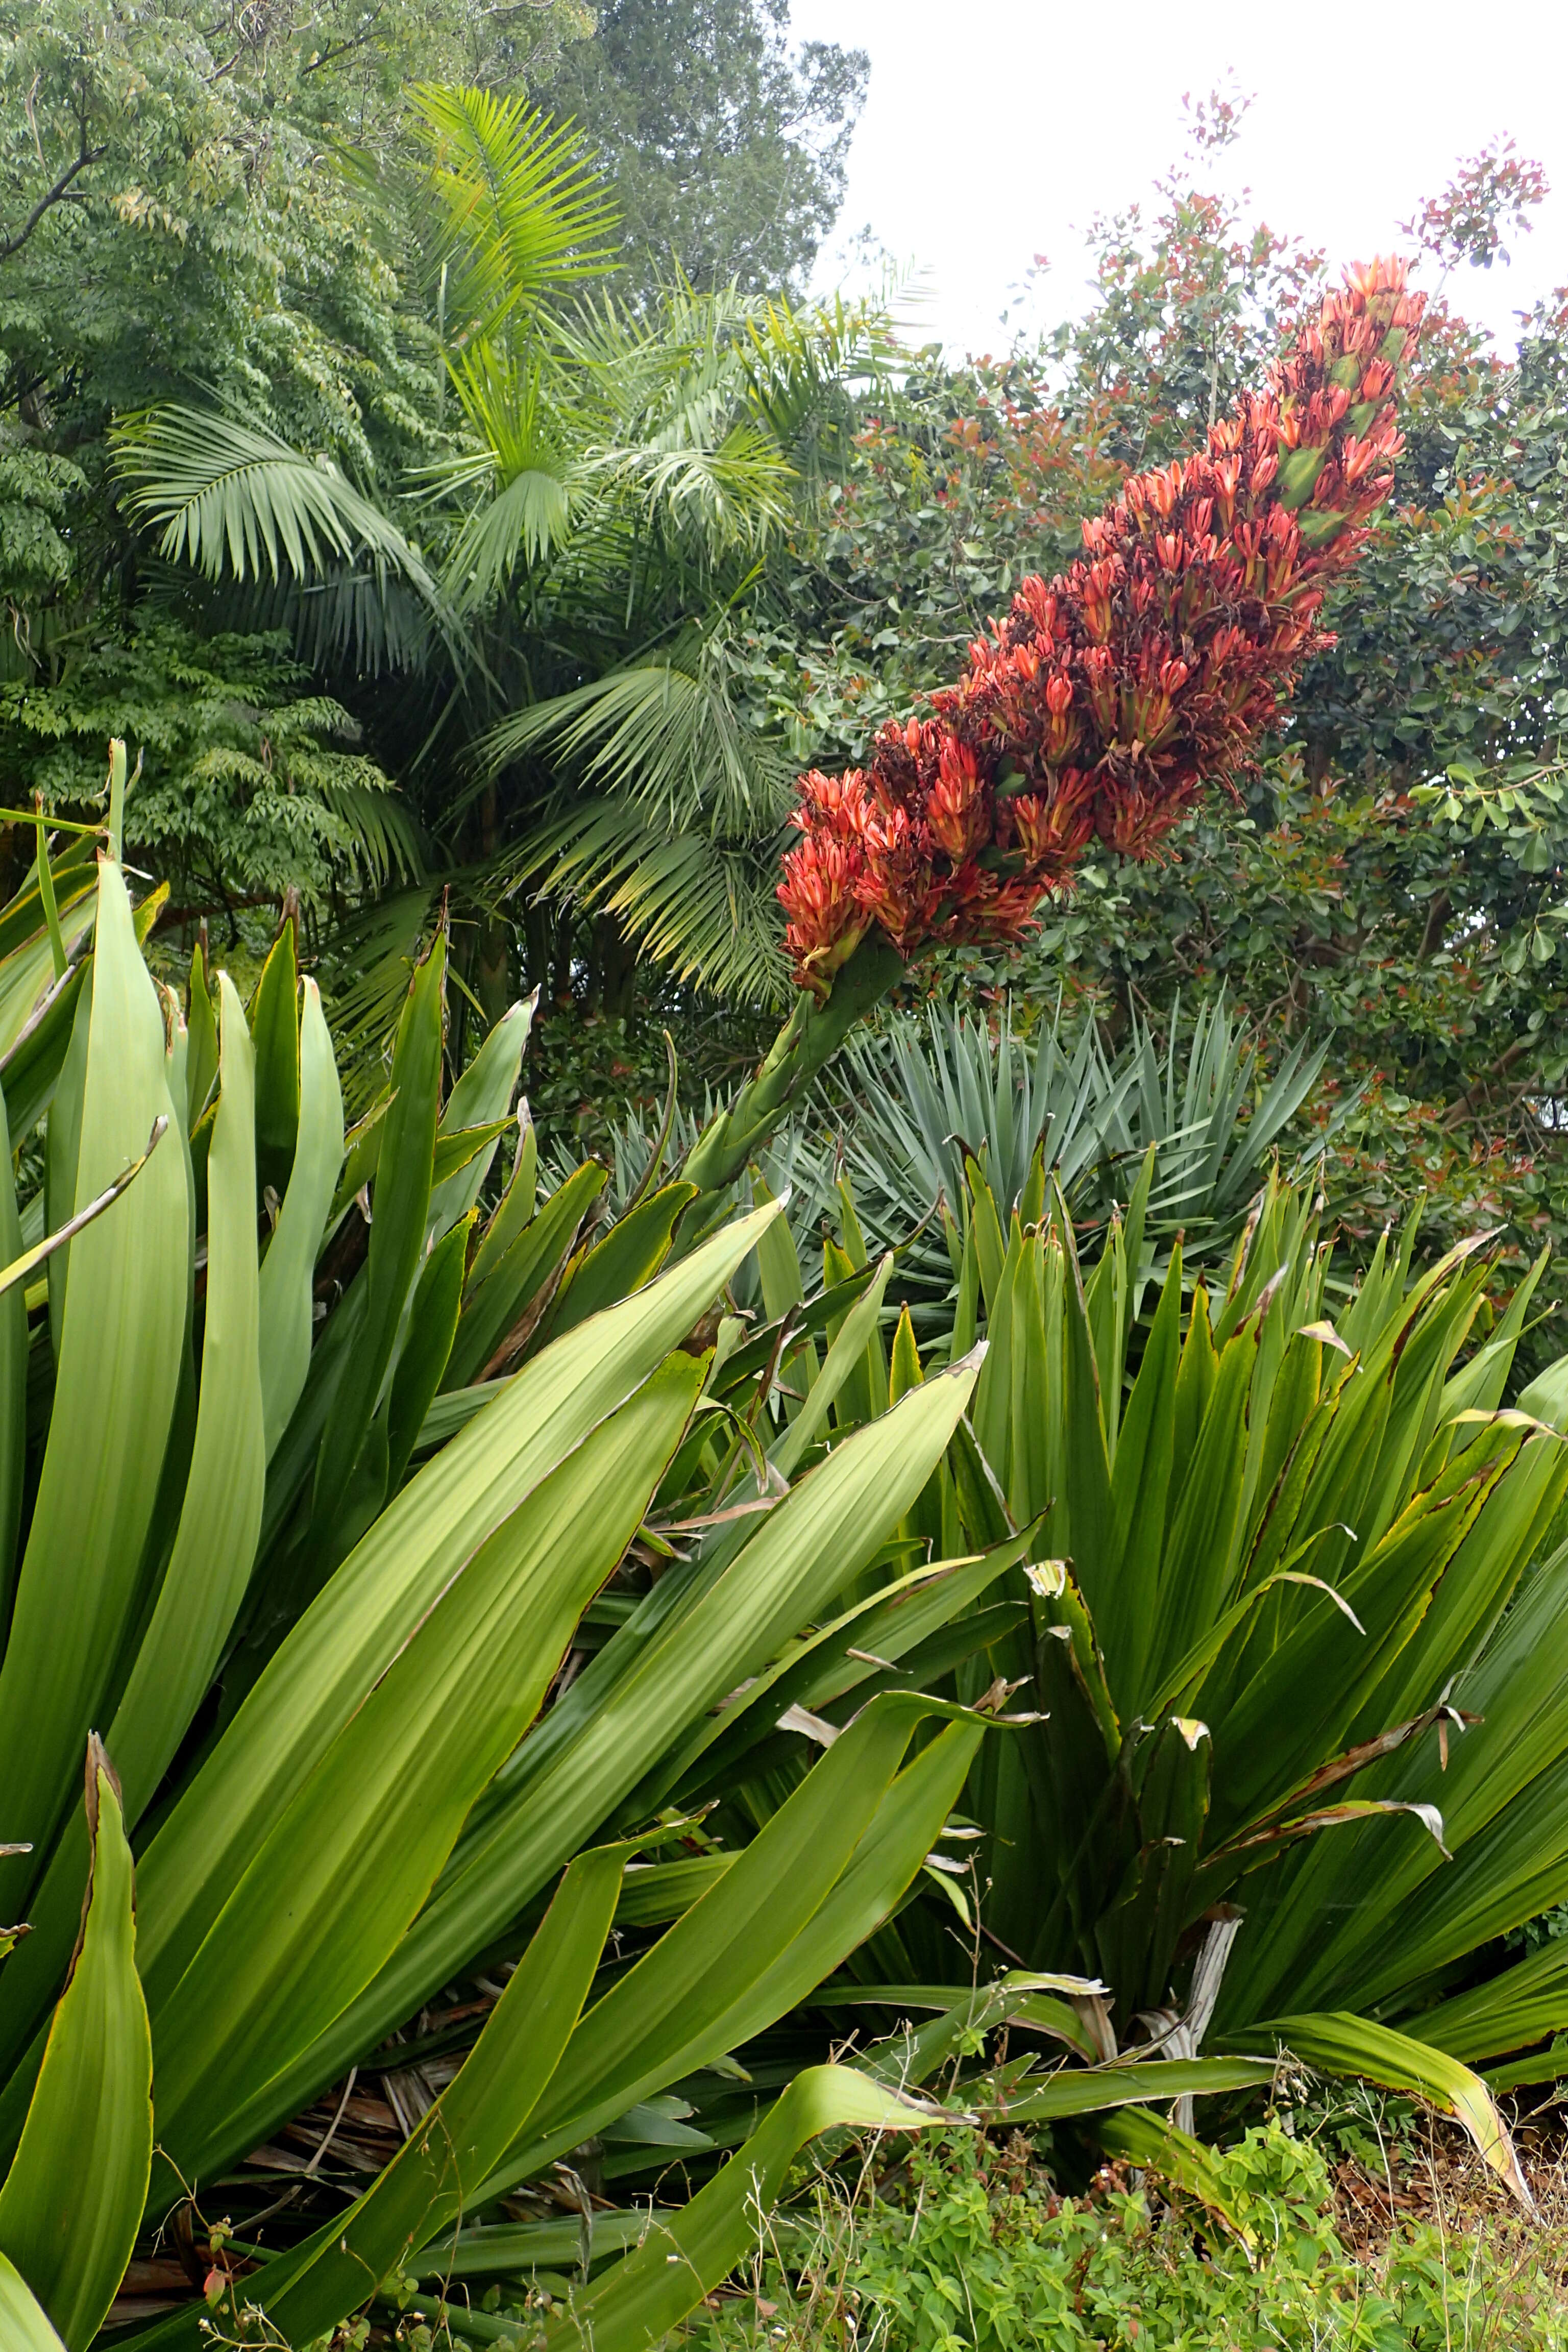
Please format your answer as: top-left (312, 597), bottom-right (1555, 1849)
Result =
top-left (788, 0), bottom-right (1568, 359)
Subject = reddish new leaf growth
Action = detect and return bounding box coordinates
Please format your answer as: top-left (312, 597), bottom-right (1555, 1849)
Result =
top-left (779, 257), bottom-right (1426, 992)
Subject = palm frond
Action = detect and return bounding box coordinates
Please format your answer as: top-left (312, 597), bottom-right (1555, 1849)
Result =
top-left (481, 635), bottom-right (792, 834)
top-left (312, 886), bottom-right (441, 1112)
top-left (587, 422), bottom-right (794, 553)
top-left (410, 83), bottom-right (619, 344)
top-left (427, 345), bottom-right (576, 603)
top-left (513, 799), bottom-right (789, 1006)
top-left (114, 408), bottom-right (435, 595)
top-left (313, 774), bottom-right (427, 894)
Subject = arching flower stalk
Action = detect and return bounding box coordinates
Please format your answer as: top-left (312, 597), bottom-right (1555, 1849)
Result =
top-left (680, 260), bottom-right (1424, 1238)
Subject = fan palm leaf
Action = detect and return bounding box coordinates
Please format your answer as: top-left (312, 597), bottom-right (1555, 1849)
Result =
top-left (482, 634), bottom-right (791, 833)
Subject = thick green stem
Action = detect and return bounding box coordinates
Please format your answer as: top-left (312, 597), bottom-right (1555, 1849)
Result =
top-left (675, 934), bottom-right (904, 1249)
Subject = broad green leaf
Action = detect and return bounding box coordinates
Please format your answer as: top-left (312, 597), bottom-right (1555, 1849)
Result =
top-left (545, 1179), bottom-right (699, 1342)
top-left (183, 942), bottom-right (218, 1132)
top-left (467, 1108), bottom-right (538, 1291)
top-left (133, 1199), bottom-right (782, 2030)
top-left (1224, 2012), bottom-right (1530, 2201)
top-left (42, 966), bottom-right (89, 1358)
top-left (182, 1847), bottom-right (624, 2351)
top-left (442, 1159), bottom-right (606, 1390)
top-left (310, 929), bottom-right (445, 1533)
top-left (341, 1354), bottom-right (982, 2068)
top-left (0, 958), bottom-right (89, 1147)
top-left (427, 995), bottom-right (532, 1239)
top-left (0, 862), bottom-right (187, 1916)
top-left (1414, 1935), bottom-right (1568, 2068)
top-left (385, 1213), bottom-right (472, 1490)
top-left (149, 1353), bottom-right (705, 2191)
top-left (654, 1537), bottom-right (1030, 1811)
top-left (0, 1076), bottom-right (25, 1623)
top-left (249, 917), bottom-right (301, 1203)
top-left (0, 2254), bottom-right (65, 2352)
top-left (483, 1698), bottom-right (985, 2199)
top-left (0, 1746), bottom-right (152, 2350)
top-left (208, 1358), bottom-right (985, 2155)
top-left (771, 1252), bottom-right (894, 1478)
top-left (257, 977), bottom-right (345, 1457)
top-left (1092, 2106), bottom-right (1252, 2236)
top-left (1003, 2055), bottom-right (1275, 2123)
top-left (0, 971), bottom-right (271, 2090)
top-left (102, 974), bottom-right (265, 1816)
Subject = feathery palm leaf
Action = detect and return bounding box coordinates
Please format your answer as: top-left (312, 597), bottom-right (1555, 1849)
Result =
top-left (410, 83), bottom-right (619, 345)
top-left (517, 800), bottom-right (789, 1005)
top-left (482, 634), bottom-right (791, 832)
top-left (113, 410), bottom-right (439, 601)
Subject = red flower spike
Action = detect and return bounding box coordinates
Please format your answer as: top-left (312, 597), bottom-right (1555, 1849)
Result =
top-left (777, 259), bottom-right (1425, 990)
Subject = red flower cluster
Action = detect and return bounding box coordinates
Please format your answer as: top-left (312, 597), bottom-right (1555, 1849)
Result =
top-left (779, 258), bottom-right (1426, 990)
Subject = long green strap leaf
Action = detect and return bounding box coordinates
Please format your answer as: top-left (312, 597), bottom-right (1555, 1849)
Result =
top-left (0, 2254), bottom-right (66, 2352)
top-left (487, 1703), bottom-right (986, 2201)
top-left (133, 1199), bottom-right (781, 2018)
top-left (1092, 2106), bottom-right (1253, 2237)
top-left (0, 978), bottom-right (267, 2067)
top-left (257, 977), bottom-right (345, 1458)
top-left (103, 973), bottom-right (266, 1817)
top-left (150, 1355), bottom-right (705, 2192)
top-left (310, 928), bottom-right (444, 1528)
top-left (0, 863), bottom-right (187, 1916)
top-left (771, 1253), bottom-right (893, 1479)
top-left (0, 1746), bottom-right (152, 2351)
top-left (427, 996), bottom-right (532, 1240)
top-left (1222, 2011), bottom-right (1530, 2202)
top-left (276, 1355), bottom-right (983, 2116)
top-left (442, 1159), bottom-right (606, 1391)
top-left (1003, 2055), bottom-right (1275, 2123)
top-left (249, 919), bottom-right (300, 1199)
top-left (0, 1074), bottom-right (26, 1625)
top-left (160, 1848), bottom-right (625, 2352)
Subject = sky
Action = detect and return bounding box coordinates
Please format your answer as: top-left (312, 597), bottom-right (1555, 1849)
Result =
top-left (788, 0), bottom-right (1568, 360)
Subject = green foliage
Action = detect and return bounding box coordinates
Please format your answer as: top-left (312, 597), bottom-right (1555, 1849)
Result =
top-left (687, 2122), bottom-right (1568, 2352)
top-left (0, 617), bottom-right (420, 917)
top-left (0, 797), bottom-right (1028, 2337)
top-left (538, 0), bottom-right (869, 303)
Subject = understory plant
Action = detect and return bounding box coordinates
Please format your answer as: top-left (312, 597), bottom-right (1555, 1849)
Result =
top-left (686, 2121), bottom-right (1568, 2352)
top-left (0, 756), bottom-right (1023, 2347)
top-left (0, 750), bottom-right (1565, 2340)
top-left (808, 1153), bottom-right (1568, 2197)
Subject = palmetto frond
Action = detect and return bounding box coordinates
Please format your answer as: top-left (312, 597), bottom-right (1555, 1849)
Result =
top-left (483, 623), bottom-right (792, 1002)
top-left (585, 422), bottom-right (794, 554)
top-left (310, 771), bottom-right (427, 894)
top-left (428, 345), bottom-right (576, 606)
top-left (410, 83), bottom-right (619, 345)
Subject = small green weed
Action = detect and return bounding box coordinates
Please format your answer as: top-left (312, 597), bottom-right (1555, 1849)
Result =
top-left (685, 2122), bottom-right (1568, 2352)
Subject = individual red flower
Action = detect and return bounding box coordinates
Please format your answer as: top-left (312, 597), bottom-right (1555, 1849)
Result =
top-left (778, 257), bottom-right (1426, 990)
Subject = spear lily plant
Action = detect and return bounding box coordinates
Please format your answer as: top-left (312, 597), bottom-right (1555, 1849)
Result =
top-left (679, 260), bottom-right (1424, 1235)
